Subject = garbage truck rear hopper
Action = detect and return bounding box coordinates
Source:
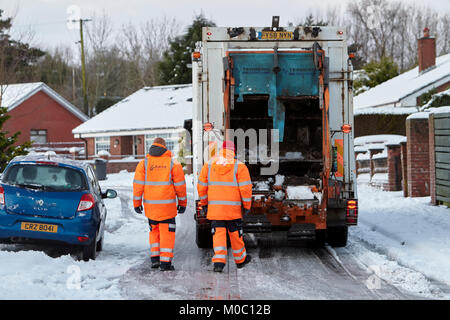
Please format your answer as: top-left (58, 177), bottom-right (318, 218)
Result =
top-left (191, 19), bottom-right (358, 248)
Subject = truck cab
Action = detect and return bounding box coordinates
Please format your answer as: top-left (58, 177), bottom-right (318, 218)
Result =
top-left (192, 19), bottom-right (357, 248)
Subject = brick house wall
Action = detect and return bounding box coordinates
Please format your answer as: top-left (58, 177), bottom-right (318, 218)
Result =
top-left (4, 90), bottom-right (85, 146)
top-left (110, 136), bottom-right (133, 157)
top-left (406, 116), bottom-right (430, 197)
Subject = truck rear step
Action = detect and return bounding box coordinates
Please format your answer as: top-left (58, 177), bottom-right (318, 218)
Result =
top-left (287, 223), bottom-right (316, 241)
top-left (243, 214), bottom-right (272, 233)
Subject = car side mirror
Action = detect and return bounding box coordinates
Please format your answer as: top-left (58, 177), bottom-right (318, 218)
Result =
top-left (102, 189), bottom-right (117, 199)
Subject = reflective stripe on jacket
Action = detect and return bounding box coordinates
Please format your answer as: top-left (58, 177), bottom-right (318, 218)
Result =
top-left (133, 143), bottom-right (187, 221)
top-left (197, 149), bottom-right (252, 220)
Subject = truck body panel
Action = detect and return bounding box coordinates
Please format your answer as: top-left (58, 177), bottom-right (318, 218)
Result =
top-left (192, 23), bottom-right (357, 246)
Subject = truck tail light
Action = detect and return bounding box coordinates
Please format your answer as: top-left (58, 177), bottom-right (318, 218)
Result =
top-left (193, 52), bottom-right (201, 60)
top-left (0, 186), bottom-right (5, 205)
top-left (346, 199), bottom-right (358, 225)
top-left (77, 194), bottom-right (95, 212)
top-left (342, 124), bottom-right (352, 134)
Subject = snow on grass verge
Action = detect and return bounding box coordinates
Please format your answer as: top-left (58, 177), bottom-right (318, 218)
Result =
top-left (344, 184), bottom-right (450, 298)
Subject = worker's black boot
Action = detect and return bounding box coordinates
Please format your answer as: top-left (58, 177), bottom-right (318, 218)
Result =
top-left (160, 262), bottom-right (175, 271)
top-left (213, 263), bottom-right (225, 273)
top-left (236, 254), bottom-right (252, 269)
top-left (151, 257), bottom-right (160, 269)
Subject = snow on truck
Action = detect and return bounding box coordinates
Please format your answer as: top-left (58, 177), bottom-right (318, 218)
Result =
top-left (191, 17), bottom-right (358, 248)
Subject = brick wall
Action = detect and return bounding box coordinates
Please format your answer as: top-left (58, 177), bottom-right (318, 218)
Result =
top-left (86, 138), bottom-right (95, 158)
top-left (406, 117), bottom-right (430, 197)
top-left (400, 141), bottom-right (408, 197)
top-left (386, 144), bottom-right (402, 191)
top-left (110, 136), bottom-right (133, 157)
top-left (106, 161), bottom-right (140, 174)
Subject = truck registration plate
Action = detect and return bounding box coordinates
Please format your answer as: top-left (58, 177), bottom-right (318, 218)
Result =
top-left (259, 31), bottom-right (294, 40)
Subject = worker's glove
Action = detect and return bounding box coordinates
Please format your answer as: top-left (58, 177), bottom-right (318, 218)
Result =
top-left (243, 208), bottom-right (251, 216)
top-left (177, 205), bottom-right (186, 214)
top-left (201, 206), bottom-right (208, 215)
top-left (134, 206), bottom-right (143, 214)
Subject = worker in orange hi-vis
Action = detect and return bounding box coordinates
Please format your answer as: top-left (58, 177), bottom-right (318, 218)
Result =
top-left (197, 140), bottom-right (252, 272)
top-left (133, 137), bottom-right (187, 271)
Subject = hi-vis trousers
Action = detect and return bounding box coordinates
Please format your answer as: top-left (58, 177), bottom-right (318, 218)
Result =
top-left (211, 219), bottom-right (247, 266)
top-left (148, 218), bottom-right (176, 266)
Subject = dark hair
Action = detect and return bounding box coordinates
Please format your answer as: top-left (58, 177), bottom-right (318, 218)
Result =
top-left (153, 137), bottom-right (166, 146)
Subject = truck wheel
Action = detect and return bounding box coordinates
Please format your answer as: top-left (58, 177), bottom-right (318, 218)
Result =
top-left (196, 222), bottom-right (213, 249)
top-left (327, 226), bottom-right (348, 247)
top-left (308, 230), bottom-right (326, 248)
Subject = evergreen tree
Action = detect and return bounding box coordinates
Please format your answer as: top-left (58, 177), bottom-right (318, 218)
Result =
top-left (158, 14), bottom-right (216, 85)
top-left (353, 57), bottom-right (399, 95)
top-left (0, 9), bottom-right (45, 86)
top-left (0, 107), bottom-right (31, 171)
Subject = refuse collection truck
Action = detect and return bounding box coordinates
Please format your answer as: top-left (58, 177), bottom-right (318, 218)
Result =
top-left (191, 17), bottom-right (358, 248)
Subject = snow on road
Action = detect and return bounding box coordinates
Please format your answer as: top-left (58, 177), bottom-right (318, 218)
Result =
top-left (0, 171), bottom-right (449, 299)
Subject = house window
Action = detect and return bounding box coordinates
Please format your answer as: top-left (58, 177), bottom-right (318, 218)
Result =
top-left (95, 136), bottom-right (110, 154)
top-left (30, 129), bottom-right (47, 144)
top-left (145, 133), bottom-right (178, 154)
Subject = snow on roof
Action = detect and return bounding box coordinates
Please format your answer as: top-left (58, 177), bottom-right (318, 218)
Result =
top-left (354, 106), bottom-right (418, 116)
top-left (372, 149), bottom-right (388, 159)
top-left (354, 53), bottom-right (450, 110)
top-left (0, 82), bottom-right (88, 122)
top-left (354, 145), bottom-right (367, 153)
top-left (73, 84), bottom-right (192, 135)
top-left (430, 106), bottom-right (450, 114)
top-left (354, 134), bottom-right (405, 146)
top-left (407, 106), bottom-right (450, 119)
top-left (406, 112), bottom-right (430, 120)
top-left (356, 152), bottom-right (370, 161)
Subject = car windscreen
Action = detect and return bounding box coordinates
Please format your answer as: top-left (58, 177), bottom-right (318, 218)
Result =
top-left (2, 164), bottom-right (88, 192)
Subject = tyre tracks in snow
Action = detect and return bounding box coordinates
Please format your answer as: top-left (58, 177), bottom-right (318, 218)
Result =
top-left (112, 186), bottom-right (417, 299)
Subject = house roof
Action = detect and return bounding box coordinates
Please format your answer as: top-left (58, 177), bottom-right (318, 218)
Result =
top-left (72, 84), bottom-right (192, 136)
top-left (354, 53), bottom-right (450, 112)
top-left (0, 82), bottom-right (88, 122)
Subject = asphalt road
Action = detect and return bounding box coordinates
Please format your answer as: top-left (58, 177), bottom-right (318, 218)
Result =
top-left (118, 193), bottom-right (415, 300)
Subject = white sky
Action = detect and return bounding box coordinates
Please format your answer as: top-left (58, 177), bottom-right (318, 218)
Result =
top-left (1, 0), bottom-right (449, 52)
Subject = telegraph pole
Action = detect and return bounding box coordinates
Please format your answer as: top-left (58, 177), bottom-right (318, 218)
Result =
top-left (73, 18), bottom-right (91, 117)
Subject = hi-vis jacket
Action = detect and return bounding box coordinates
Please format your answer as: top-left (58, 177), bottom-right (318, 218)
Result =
top-left (133, 143), bottom-right (187, 221)
top-left (197, 149), bottom-right (252, 220)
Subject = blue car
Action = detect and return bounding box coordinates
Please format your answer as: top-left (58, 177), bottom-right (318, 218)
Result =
top-left (0, 155), bottom-right (117, 261)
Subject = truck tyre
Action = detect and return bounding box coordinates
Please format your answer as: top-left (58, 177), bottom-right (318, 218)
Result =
top-left (327, 226), bottom-right (348, 247)
top-left (196, 221), bottom-right (213, 249)
top-left (308, 229), bottom-right (326, 248)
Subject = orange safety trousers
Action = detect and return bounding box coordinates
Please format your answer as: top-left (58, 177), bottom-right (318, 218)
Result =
top-left (148, 218), bottom-right (176, 265)
top-left (211, 220), bottom-right (247, 265)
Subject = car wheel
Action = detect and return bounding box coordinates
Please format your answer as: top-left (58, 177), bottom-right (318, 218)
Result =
top-left (96, 235), bottom-right (103, 252)
top-left (81, 230), bottom-right (98, 261)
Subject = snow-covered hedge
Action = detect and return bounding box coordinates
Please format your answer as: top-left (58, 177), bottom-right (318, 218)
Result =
top-left (420, 88), bottom-right (450, 111)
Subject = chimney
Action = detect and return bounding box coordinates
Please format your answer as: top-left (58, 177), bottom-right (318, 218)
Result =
top-left (418, 27), bottom-right (436, 73)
